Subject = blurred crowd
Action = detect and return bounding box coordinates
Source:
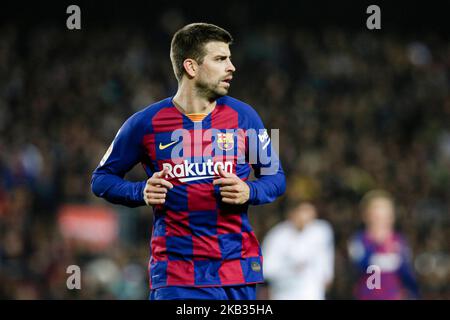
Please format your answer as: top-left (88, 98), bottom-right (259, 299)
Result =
top-left (0, 8), bottom-right (449, 299)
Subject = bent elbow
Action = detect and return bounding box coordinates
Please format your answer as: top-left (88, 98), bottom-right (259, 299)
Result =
top-left (91, 174), bottom-right (105, 198)
top-left (278, 172), bottom-right (286, 197)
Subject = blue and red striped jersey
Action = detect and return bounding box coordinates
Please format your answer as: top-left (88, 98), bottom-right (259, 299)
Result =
top-left (348, 231), bottom-right (419, 299)
top-left (91, 95), bottom-right (286, 289)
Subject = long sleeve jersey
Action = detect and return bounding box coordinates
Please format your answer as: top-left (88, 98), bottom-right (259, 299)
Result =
top-left (91, 95), bottom-right (286, 289)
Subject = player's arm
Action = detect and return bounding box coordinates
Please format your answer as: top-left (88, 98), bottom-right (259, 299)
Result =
top-left (398, 238), bottom-right (420, 298)
top-left (347, 234), bottom-right (374, 272)
top-left (245, 111), bottom-right (286, 205)
top-left (213, 110), bottom-right (286, 205)
top-left (91, 112), bottom-right (148, 207)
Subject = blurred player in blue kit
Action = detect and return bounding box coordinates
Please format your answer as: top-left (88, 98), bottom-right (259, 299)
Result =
top-left (348, 190), bottom-right (419, 299)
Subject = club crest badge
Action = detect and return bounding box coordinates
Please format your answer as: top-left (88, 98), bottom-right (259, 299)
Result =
top-left (217, 133), bottom-right (234, 151)
top-left (251, 261), bottom-right (261, 272)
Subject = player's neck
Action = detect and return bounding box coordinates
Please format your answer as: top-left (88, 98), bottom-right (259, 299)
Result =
top-left (368, 228), bottom-right (393, 243)
top-left (173, 82), bottom-right (217, 115)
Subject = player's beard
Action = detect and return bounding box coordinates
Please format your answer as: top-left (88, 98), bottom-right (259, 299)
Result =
top-left (195, 78), bottom-right (228, 101)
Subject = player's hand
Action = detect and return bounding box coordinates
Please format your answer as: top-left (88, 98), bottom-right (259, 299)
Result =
top-left (213, 166), bottom-right (250, 205)
top-left (143, 167), bottom-right (173, 206)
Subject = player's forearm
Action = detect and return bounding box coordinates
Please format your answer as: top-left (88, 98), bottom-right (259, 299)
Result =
top-left (91, 173), bottom-right (146, 207)
top-left (399, 262), bottom-right (420, 298)
top-left (246, 170), bottom-right (286, 205)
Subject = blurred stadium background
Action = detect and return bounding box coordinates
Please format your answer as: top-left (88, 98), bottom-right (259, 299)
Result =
top-left (0, 0), bottom-right (449, 299)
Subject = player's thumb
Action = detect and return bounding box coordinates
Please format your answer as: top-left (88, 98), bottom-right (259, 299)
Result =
top-left (156, 167), bottom-right (169, 178)
top-left (218, 165), bottom-right (232, 178)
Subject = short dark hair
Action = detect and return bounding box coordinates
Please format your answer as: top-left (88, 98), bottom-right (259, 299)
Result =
top-left (170, 23), bottom-right (233, 81)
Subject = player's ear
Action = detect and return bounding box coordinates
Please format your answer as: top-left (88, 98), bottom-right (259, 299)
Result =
top-left (183, 58), bottom-right (197, 78)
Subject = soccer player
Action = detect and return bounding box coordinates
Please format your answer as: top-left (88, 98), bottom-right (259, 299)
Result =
top-left (348, 190), bottom-right (419, 299)
top-left (262, 201), bottom-right (334, 300)
top-left (91, 23), bottom-right (286, 300)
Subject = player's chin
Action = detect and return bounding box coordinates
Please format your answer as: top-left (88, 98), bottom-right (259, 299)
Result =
top-left (215, 86), bottom-right (229, 96)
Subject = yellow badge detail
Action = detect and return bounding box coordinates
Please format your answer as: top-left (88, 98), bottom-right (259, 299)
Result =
top-left (251, 261), bottom-right (261, 272)
top-left (217, 133), bottom-right (234, 151)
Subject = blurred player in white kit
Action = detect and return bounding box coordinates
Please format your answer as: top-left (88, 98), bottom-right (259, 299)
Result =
top-left (262, 201), bottom-right (334, 300)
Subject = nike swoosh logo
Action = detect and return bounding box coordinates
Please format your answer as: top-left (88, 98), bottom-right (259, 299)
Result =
top-left (159, 140), bottom-right (178, 150)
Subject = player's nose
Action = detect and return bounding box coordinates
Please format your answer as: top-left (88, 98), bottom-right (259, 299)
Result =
top-left (227, 60), bottom-right (236, 73)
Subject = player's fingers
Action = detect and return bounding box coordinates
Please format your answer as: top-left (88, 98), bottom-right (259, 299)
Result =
top-left (158, 179), bottom-right (174, 189)
top-left (217, 165), bottom-right (228, 177)
top-left (154, 167), bottom-right (169, 179)
top-left (213, 178), bottom-right (237, 186)
top-left (220, 191), bottom-right (237, 198)
top-left (221, 197), bottom-right (237, 204)
top-left (218, 165), bottom-right (237, 178)
top-left (145, 197), bottom-right (166, 205)
top-left (148, 193), bottom-right (166, 200)
top-left (147, 178), bottom-right (174, 189)
top-left (145, 186), bottom-right (168, 194)
top-left (219, 185), bottom-right (239, 192)
top-left (145, 191), bottom-right (167, 198)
